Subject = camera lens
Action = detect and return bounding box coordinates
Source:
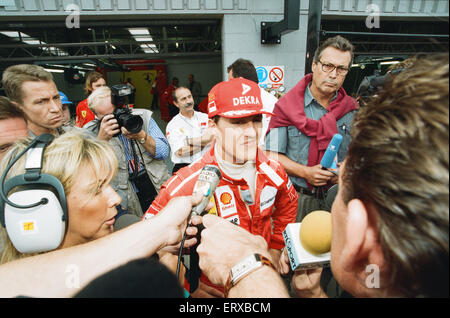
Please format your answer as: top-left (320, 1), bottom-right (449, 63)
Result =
top-left (123, 115), bottom-right (143, 134)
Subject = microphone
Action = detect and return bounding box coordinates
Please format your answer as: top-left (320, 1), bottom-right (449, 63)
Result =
top-left (188, 165), bottom-right (222, 293)
top-left (114, 213), bottom-right (141, 231)
top-left (283, 210), bottom-right (332, 271)
top-left (320, 134), bottom-right (343, 170)
top-left (191, 165), bottom-right (222, 217)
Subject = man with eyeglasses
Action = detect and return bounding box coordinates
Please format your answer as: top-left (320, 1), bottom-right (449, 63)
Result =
top-left (265, 35), bottom-right (358, 223)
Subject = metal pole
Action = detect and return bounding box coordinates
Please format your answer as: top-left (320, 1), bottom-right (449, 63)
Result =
top-left (304, 0), bottom-right (323, 75)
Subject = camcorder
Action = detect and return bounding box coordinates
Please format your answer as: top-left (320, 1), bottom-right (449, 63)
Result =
top-left (110, 83), bottom-right (143, 135)
top-left (357, 68), bottom-right (404, 106)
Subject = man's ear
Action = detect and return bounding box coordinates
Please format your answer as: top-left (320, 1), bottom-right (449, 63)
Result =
top-left (311, 61), bottom-right (317, 73)
top-left (208, 119), bottom-right (216, 129)
top-left (339, 199), bottom-right (382, 273)
top-left (208, 119), bottom-right (220, 140)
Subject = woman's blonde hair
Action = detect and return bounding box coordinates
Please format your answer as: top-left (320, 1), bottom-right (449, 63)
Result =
top-left (0, 130), bottom-right (118, 264)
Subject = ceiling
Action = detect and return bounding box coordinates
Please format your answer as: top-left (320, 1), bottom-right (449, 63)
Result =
top-left (0, 18), bottom-right (222, 72)
top-left (0, 15), bottom-right (447, 73)
top-left (320, 18), bottom-right (449, 61)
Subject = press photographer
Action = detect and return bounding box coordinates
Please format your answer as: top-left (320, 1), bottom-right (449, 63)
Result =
top-left (83, 84), bottom-right (170, 217)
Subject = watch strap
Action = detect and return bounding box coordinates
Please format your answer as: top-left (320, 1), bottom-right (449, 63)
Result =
top-left (224, 254), bottom-right (275, 298)
top-left (139, 132), bottom-right (148, 144)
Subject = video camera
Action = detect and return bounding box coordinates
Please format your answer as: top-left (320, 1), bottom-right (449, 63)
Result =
top-left (110, 83), bottom-right (143, 135)
top-left (356, 68), bottom-right (404, 106)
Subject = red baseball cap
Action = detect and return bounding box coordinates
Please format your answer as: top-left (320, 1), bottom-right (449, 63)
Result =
top-left (207, 77), bottom-right (274, 119)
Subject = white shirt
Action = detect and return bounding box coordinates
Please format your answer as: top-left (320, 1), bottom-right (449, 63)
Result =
top-left (259, 87), bottom-right (279, 147)
top-left (166, 111), bottom-right (210, 164)
top-left (215, 143), bottom-right (257, 202)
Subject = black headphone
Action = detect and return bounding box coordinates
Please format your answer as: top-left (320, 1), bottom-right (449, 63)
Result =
top-left (0, 134), bottom-right (68, 253)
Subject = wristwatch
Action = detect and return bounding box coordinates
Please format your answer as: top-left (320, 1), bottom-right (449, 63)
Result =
top-left (224, 254), bottom-right (275, 297)
top-left (138, 132), bottom-right (147, 144)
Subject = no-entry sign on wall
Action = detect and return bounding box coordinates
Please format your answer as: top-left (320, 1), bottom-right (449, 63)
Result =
top-left (256, 65), bottom-right (285, 89)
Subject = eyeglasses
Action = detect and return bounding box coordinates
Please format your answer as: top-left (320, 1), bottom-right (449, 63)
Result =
top-left (317, 61), bottom-right (349, 76)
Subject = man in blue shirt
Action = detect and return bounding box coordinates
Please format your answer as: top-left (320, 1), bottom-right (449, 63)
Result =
top-left (265, 36), bottom-right (358, 223)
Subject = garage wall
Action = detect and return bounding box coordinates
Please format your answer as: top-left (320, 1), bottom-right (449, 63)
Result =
top-left (222, 12), bottom-right (308, 91)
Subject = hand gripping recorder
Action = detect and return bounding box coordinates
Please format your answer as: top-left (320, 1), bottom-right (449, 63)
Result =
top-left (0, 134), bottom-right (68, 253)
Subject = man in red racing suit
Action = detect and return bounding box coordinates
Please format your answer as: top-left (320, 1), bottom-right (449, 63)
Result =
top-left (143, 78), bottom-right (298, 296)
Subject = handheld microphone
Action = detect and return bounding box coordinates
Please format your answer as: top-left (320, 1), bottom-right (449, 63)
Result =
top-left (113, 212), bottom-right (141, 231)
top-left (320, 134), bottom-right (343, 170)
top-left (188, 165), bottom-right (221, 293)
top-left (190, 165), bottom-right (222, 218)
top-left (283, 210), bottom-right (332, 271)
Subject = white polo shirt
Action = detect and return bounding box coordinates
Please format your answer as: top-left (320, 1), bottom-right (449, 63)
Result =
top-left (259, 87), bottom-right (278, 147)
top-left (166, 111), bottom-right (210, 164)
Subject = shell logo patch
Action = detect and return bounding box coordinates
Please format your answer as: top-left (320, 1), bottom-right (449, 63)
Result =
top-left (220, 192), bottom-right (232, 205)
top-left (215, 185), bottom-right (237, 218)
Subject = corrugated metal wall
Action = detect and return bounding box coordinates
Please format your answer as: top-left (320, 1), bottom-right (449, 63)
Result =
top-left (1, 0), bottom-right (448, 17)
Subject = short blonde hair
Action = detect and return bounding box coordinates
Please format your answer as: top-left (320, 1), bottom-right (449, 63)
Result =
top-left (0, 130), bottom-right (118, 264)
top-left (88, 86), bottom-right (111, 114)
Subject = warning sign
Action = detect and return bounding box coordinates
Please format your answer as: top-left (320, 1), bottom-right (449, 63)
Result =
top-left (256, 65), bottom-right (285, 89)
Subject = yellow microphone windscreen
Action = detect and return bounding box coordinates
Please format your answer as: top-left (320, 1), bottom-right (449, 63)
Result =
top-left (299, 210), bottom-right (332, 255)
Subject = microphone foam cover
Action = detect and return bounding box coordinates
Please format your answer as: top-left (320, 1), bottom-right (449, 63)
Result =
top-left (299, 210), bottom-right (332, 255)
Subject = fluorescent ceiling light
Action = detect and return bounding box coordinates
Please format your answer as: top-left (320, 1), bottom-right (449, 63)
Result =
top-left (128, 28), bottom-right (150, 35)
top-left (2, 30), bottom-right (68, 56)
top-left (44, 68), bottom-right (64, 73)
top-left (380, 61), bottom-right (400, 65)
top-left (134, 36), bottom-right (154, 42)
top-left (23, 39), bottom-right (41, 45)
top-left (140, 43), bottom-right (158, 52)
top-left (0, 31), bottom-right (19, 37)
top-left (129, 28), bottom-right (158, 52)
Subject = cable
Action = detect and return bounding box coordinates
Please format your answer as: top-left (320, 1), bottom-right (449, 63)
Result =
top-left (175, 229), bottom-right (188, 279)
top-left (0, 137), bottom-right (44, 209)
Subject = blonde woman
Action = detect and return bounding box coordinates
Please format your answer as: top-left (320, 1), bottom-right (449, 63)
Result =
top-left (0, 130), bottom-right (121, 264)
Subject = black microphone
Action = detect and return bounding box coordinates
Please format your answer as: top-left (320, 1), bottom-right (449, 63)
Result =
top-left (113, 212), bottom-right (141, 231)
top-left (188, 165), bottom-right (221, 293)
